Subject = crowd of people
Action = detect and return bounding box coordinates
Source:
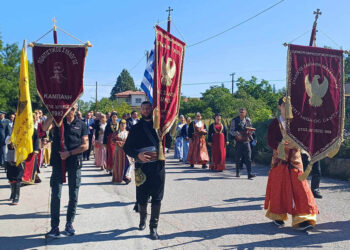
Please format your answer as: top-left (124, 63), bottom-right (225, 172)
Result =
top-left (172, 108), bottom-right (257, 179)
top-left (0, 97), bottom-right (325, 239)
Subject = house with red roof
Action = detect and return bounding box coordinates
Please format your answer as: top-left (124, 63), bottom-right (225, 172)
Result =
top-left (114, 90), bottom-right (146, 107)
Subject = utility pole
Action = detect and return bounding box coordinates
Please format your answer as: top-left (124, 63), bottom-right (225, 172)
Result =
top-left (95, 81), bottom-right (98, 112)
top-left (166, 6), bottom-right (173, 33)
top-left (230, 73), bottom-right (235, 94)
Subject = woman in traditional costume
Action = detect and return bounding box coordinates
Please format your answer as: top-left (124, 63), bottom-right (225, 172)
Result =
top-left (187, 112), bottom-right (209, 168)
top-left (95, 114), bottom-right (107, 170)
top-left (264, 97), bottom-right (318, 231)
top-left (103, 112), bottom-right (119, 174)
top-left (208, 113), bottom-right (228, 171)
top-left (112, 119), bottom-right (133, 184)
top-left (181, 117), bottom-right (192, 163)
top-left (174, 115), bottom-right (186, 161)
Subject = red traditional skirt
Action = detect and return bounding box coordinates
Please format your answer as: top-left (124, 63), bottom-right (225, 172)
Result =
top-left (106, 134), bottom-right (116, 171)
top-left (210, 130), bottom-right (226, 171)
top-left (264, 163), bottom-right (319, 216)
top-left (187, 133), bottom-right (209, 165)
top-left (22, 153), bottom-right (38, 184)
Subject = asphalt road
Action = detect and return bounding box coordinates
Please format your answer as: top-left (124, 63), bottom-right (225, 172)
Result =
top-left (1, 152), bottom-right (350, 249)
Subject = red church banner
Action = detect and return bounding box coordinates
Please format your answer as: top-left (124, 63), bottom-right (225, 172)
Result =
top-left (32, 44), bottom-right (87, 126)
top-left (153, 25), bottom-right (185, 158)
top-left (286, 44), bottom-right (345, 164)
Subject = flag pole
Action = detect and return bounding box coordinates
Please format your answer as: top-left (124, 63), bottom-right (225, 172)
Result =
top-left (166, 7), bottom-right (173, 33)
top-left (52, 17), bottom-right (67, 183)
top-left (309, 9), bottom-right (322, 47)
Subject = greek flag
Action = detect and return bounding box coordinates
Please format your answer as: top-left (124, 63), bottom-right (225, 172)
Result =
top-left (141, 49), bottom-right (154, 104)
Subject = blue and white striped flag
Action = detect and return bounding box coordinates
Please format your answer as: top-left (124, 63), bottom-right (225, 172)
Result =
top-left (141, 49), bottom-right (154, 104)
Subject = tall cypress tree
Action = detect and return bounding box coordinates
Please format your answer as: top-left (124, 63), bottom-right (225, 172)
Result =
top-left (110, 69), bottom-right (136, 99)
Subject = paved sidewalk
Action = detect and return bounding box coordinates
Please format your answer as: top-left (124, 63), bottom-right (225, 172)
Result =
top-left (0, 153), bottom-right (350, 249)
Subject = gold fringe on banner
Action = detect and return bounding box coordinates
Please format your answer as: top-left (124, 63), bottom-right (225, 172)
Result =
top-left (170, 118), bottom-right (178, 137)
top-left (153, 107), bottom-right (160, 130)
top-left (285, 96), bottom-right (293, 119)
top-left (158, 138), bottom-right (165, 160)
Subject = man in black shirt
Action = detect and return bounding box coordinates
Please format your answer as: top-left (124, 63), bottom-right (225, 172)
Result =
top-left (229, 108), bottom-right (256, 179)
top-left (124, 101), bottom-right (165, 240)
top-left (42, 106), bottom-right (88, 238)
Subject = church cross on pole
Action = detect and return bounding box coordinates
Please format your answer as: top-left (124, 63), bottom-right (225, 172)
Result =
top-left (313, 8), bottom-right (322, 22)
top-left (309, 8), bottom-right (322, 46)
top-left (166, 6), bottom-right (173, 33)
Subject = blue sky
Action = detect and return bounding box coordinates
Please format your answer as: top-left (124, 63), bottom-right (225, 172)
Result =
top-left (1, 0), bottom-right (349, 102)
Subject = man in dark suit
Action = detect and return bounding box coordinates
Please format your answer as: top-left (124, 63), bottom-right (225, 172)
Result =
top-left (83, 112), bottom-right (94, 161)
top-left (0, 111), bottom-right (11, 167)
top-left (126, 110), bottom-right (139, 131)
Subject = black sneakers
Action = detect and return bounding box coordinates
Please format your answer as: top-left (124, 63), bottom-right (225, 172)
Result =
top-left (297, 221), bottom-right (314, 231)
top-left (46, 227), bottom-right (60, 238)
top-left (273, 220), bottom-right (285, 228)
top-left (65, 222), bottom-right (76, 236)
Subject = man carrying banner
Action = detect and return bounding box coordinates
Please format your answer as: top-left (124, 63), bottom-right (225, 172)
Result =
top-left (124, 101), bottom-right (164, 240)
top-left (43, 106), bottom-right (88, 238)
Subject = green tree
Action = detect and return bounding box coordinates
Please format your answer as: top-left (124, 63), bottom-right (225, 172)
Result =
top-left (0, 35), bottom-right (45, 114)
top-left (97, 97), bottom-right (131, 116)
top-left (179, 97), bottom-right (213, 119)
top-left (235, 76), bottom-right (283, 113)
top-left (110, 69), bottom-right (136, 99)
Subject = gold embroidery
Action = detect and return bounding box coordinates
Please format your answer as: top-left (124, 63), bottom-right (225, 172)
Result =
top-left (305, 74), bottom-right (329, 107)
top-left (161, 56), bottom-right (176, 86)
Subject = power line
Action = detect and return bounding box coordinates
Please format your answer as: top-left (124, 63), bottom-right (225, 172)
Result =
top-left (188, 0), bottom-right (286, 48)
top-left (126, 0), bottom-right (286, 71)
top-left (84, 78), bottom-right (285, 87)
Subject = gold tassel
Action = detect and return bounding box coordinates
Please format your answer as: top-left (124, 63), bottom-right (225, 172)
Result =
top-left (298, 163), bottom-right (312, 181)
top-left (153, 107), bottom-right (160, 130)
top-left (170, 119), bottom-right (178, 137)
top-left (158, 137), bottom-right (165, 160)
top-left (285, 96), bottom-right (293, 119)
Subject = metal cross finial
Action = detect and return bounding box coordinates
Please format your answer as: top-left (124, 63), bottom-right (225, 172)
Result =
top-left (166, 6), bottom-right (173, 18)
top-left (313, 8), bottom-right (322, 21)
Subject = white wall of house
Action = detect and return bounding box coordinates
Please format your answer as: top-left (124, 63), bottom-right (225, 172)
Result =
top-left (131, 94), bottom-right (146, 106)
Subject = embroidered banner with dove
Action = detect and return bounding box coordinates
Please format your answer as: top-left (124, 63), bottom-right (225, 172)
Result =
top-left (285, 44), bottom-right (345, 168)
top-left (153, 25), bottom-right (186, 160)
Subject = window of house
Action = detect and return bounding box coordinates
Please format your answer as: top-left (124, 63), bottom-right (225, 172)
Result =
top-left (135, 98), bottom-right (142, 103)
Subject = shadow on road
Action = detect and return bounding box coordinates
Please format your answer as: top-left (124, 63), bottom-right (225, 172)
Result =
top-left (66, 201), bottom-right (134, 210)
top-left (221, 220), bottom-right (350, 249)
top-left (155, 220), bottom-right (350, 249)
top-left (162, 203), bottom-right (263, 214)
top-left (0, 227), bottom-right (141, 249)
top-left (223, 196), bottom-right (265, 203)
top-left (0, 212), bottom-right (50, 220)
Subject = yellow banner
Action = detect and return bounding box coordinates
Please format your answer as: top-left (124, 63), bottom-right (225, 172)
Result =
top-left (11, 40), bottom-right (34, 165)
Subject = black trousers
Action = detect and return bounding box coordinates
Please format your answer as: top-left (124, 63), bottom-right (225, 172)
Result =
top-left (83, 134), bottom-right (93, 160)
top-left (301, 153), bottom-right (321, 190)
top-left (136, 161), bottom-right (165, 206)
top-left (6, 162), bottom-right (24, 183)
top-left (50, 159), bottom-right (82, 228)
top-left (235, 142), bottom-right (252, 174)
